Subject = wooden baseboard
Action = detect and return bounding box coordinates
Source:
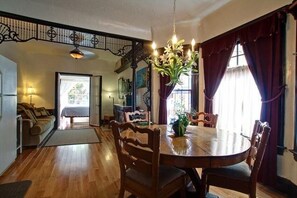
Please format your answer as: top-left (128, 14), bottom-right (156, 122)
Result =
top-left (277, 176), bottom-right (297, 198)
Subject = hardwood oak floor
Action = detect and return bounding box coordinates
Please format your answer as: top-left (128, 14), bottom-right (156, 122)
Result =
top-left (0, 125), bottom-right (288, 198)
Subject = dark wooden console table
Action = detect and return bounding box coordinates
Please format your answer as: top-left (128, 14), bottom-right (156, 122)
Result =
top-left (113, 104), bottom-right (132, 123)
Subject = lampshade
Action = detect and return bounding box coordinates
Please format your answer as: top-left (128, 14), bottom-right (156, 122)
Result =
top-left (28, 86), bottom-right (35, 95)
top-left (70, 47), bottom-right (84, 59)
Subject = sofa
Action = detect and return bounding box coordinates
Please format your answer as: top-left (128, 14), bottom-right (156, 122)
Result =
top-left (17, 103), bottom-right (55, 146)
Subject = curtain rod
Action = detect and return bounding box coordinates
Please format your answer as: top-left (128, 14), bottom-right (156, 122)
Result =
top-left (202, 4), bottom-right (290, 44)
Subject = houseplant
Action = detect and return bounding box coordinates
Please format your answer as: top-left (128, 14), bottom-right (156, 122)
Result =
top-left (150, 38), bottom-right (199, 86)
top-left (170, 103), bottom-right (189, 137)
top-left (172, 113), bottom-right (189, 137)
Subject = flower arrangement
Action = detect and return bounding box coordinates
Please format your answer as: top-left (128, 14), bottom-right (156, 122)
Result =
top-left (150, 38), bottom-right (199, 86)
top-left (170, 102), bottom-right (189, 137)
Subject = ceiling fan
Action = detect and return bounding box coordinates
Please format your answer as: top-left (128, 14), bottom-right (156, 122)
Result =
top-left (69, 45), bottom-right (97, 60)
top-left (69, 32), bottom-right (97, 60)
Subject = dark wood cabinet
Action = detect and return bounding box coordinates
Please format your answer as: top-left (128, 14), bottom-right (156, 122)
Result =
top-left (114, 104), bottom-right (132, 123)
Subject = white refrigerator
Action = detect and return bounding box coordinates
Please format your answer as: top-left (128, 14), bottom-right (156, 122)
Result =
top-left (0, 55), bottom-right (17, 175)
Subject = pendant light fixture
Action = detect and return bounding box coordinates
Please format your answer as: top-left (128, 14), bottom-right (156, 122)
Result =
top-left (70, 45), bottom-right (84, 59)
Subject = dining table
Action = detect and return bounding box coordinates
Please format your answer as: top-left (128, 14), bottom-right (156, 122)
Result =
top-left (123, 124), bottom-right (251, 197)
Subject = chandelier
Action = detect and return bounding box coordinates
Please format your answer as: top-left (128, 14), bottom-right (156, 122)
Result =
top-left (150, 0), bottom-right (198, 86)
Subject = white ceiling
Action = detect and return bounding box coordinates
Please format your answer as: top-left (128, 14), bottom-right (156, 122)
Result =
top-left (0, 0), bottom-right (231, 40)
top-left (0, 0), bottom-right (232, 60)
top-left (15, 40), bottom-right (120, 62)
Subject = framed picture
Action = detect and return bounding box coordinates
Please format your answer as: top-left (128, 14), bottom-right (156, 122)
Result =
top-left (136, 67), bottom-right (147, 89)
top-left (118, 77), bottom-right (125, 99)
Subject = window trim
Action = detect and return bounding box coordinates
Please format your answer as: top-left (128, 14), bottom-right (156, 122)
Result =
top-left (290, 18), bottom-right (297, 161)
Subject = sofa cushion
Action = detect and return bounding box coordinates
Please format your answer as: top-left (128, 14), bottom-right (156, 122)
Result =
top-left (31, 120), bottom-right (53, 135)
top-left (37, 115), bottom-right (55, 123)
top-left (20, 109), bottom-right (37, 125)
top-left (40, 107), bottom-right (49, 116)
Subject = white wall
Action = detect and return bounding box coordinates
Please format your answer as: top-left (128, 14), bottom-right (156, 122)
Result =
top-left (0, 41), bottom-right (119, 117)
top-left (198, 0), bottom-right (292, 42)
top-left (278, 14), bottom-right (297, 185)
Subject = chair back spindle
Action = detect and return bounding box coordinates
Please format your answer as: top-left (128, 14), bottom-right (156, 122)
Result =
top-left (187, 112), bottom-right (218, 128)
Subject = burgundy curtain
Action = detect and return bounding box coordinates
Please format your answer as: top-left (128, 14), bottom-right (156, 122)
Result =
top-left (158, 75), bottom-right (175, 124)
top-left (238, 12), bottom-right (286, 186)
top-left (201, 33), bottom-right (237, 113)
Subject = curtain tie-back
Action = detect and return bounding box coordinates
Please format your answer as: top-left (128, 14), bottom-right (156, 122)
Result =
top-left (204, 90), bottom-right (213, 101)
top-left (261, 85), bottom-right (286, 104)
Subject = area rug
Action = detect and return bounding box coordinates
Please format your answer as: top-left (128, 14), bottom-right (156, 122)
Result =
top-left (45, 128), bottom-right (101, 146)
top-left (0, 180), bottom-right (32, 198)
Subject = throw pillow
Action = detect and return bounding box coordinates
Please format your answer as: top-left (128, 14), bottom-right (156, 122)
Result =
top-left (39, 107), bottom-right (49, 116)
top-left (20, 110), bottom-right (37, 125)
top-left (35, 107), bottom-right (50, 117)
top-left (33, 108), bottom-right (42, 117)
top-left (20, 102), bottom-right (34, 110)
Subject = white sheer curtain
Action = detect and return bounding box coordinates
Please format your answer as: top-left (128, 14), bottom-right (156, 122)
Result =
top-left (59, 79), bottom-right (75, 115)
top-left (213, 65), bottom-right (261, 137)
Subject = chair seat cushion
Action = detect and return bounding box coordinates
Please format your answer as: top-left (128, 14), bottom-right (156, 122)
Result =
top-left (126, 165), bottom-right (186, 189)
top-left (203, 161), bottom-right (251, 182)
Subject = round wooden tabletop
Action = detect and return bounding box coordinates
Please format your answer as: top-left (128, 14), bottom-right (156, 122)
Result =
top-left (140, 125), bottom-right (251, 168)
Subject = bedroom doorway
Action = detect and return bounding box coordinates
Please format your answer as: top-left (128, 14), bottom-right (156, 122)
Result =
top-left (55, 72), bottom-right (102, 130)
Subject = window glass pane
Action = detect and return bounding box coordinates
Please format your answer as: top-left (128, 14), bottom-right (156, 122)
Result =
top-left (175, 75), bottom-right (191, 89)
top-left (229, 57), bottom-right (237, 68)
top-left (238, 55), bottom-right (248, 66)
top-left (166, 73), bottom-right (192, 124)
top-left (231, 45), bottom-right (237, 57)
top-left (67, 82), bottom-right (90, 105)
top-left (237, 44), bottom-right (244, 55)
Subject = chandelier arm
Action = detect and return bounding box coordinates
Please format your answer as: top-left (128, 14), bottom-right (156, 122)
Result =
top-left (149, 0), bottom-right (198, 86)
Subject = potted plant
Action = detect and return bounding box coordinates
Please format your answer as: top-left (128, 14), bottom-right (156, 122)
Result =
top-left (172, 113), bottom-right (189, 137)
top-left (170, 103), bottom-right (189, 137)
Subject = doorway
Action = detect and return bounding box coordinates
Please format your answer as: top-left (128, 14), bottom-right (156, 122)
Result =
top-left (55, 72), bottom-right (102, 130)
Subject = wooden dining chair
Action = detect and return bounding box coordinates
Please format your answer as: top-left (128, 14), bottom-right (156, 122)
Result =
top-left (111, 121), bottom-right (186, 198)
top-left (200, 121), bottom-right (271, 198)
top-left (124, 111), bottom-right (148, 123)
top-left (187, 112), bottom-right (218, 128)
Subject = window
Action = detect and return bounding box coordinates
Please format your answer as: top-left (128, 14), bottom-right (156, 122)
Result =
top-left (68, 82), bottom-right (89, 105)
top-left (213, 44), bottom-right (261, 137)
top-left (167, 74), bottom-right (192, 124)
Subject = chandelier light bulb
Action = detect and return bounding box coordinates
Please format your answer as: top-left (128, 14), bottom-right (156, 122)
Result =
top-left (152, 42), bottom-right (157, 50)
top-left (187, 49), bottom-right (192, 60)
top-left (191, 39), bottom-right (196, 51)
top-left (172, 34), bottom-right (177, 45)
top-left (149, 0), bottom-right (198, 86)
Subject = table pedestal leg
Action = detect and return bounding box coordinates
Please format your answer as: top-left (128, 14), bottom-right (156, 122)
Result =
top-left (183, 168), bottom-right (201, 194)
